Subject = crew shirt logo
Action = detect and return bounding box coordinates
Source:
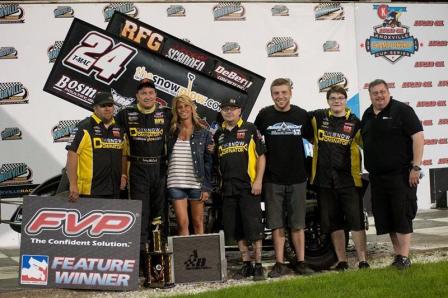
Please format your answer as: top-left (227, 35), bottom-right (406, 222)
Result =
top-left (364, 5), bottom-right (419, 63)
top-left (0, 82), bottom-right (29, 105)
top-left (266, 122), bottom-right (302, 136)
top-left (103, 2), bottom-right (138, 22)
top-left (314, 3), bottom-right (344, 20)
top-left (266, 37), bottom-right (298, 57)
top-left (213, 2), bottom-right (245, 21)
top-left (0, 47), bottom-right (18, 59)
top-left (54, 6), bottom-right (74, 18)
top-left (0, 4), bottom-right (25, 24)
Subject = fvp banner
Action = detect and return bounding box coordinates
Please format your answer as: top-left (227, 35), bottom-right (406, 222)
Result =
top-left (19, 196), bottom-right (141, 291)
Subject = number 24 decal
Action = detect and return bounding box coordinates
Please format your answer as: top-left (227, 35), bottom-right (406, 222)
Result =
top-left (63, 31), bottom-right (137, 85)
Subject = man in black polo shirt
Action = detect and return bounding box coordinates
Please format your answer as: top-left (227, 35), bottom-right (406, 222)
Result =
top-left (214, 97), bottom-right (266, 281)
top-left (66, 92), bottom-right (125, 201)
top-left (361, 79), bottom-right (424, 269)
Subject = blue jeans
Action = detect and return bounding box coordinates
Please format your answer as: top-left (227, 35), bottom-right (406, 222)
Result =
top-left (168, 188), bottom-right (201, 201)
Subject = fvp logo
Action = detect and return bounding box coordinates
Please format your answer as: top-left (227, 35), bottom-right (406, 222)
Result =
top-left (364, 5), bottom-right (419, 63)
top-left (20, 255), bottom-right (48, 285)
top-left (25, 209), bottom-right (136, 238)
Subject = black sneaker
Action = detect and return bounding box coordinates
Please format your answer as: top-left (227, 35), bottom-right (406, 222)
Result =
top-left (294, 261), bottom-right (315, 275)
top-left (335, 261), bottom-right (349, 272)
top-left (358, 261), bottom-right (370, 269)
top-left (394, 256), bottom-right (411, 270)
top-left (253, 263), bottom-right (266, 281)
top-left (268, 262), bottom-right (290, 278)
top-left (391, 255), bottom-right (403, 267)
top-left (233, 262), bottom-right (254, 280)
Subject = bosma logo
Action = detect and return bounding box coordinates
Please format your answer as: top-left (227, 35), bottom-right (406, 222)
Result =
top-left (364, 5), bottom-right (419, 63)
top-left (103, 2), bottom-right (138, 22)
top-left (1, 127), bottom-right (22, 140)
top-left (266, 37), bottom-right (298, 57)
top-left (20, 255), bottom-right (48, 285)
top-left (0, 4), bottom-right (25, 24)
top-left (0, 82), bottom-right (28, 105)
top-left (52, 120), bottom-right (80, 142)
top-left (48, 41), bottom-right (64, 63)
top-left (54, 6), bottom-right (74, 18)
top-left (167, 5), bottom-right (185, 17)
top-left (24, 209), bottom-right (136, 238)
top-left (0, 163), bottom-right (33, 185)
top-left (314, 3), bottom-right (344, 21)
top-left (0, 47), bottom-right (18, 59)
top-left (213, 2), bottom-right (245, 21)
top-left (318, 72), bottom-right (348, 92)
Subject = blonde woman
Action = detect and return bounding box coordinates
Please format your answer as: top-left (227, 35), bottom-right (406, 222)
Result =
top-left (167, 95), bottom-right (213, 235)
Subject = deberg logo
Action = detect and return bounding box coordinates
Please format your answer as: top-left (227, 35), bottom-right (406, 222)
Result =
top-left (314, 3), bottom-right (344, 21)
top-left (1, 127), bottom-right (22, 140)
top-left (47, 41), bottom-right (63, 63)
top-left (213, 2), bottom-right (245, 21)
top-left (0, 47), bottom-right (18, 59)
top-left (0, 163), bottom-right (32, 185)
top-left (53, 6), bottom-right (74, 18)
top-left (266, 37), bottom-right (298, 57)
top-left (214, 64), bottom-right (253, 90)
top-left (323, 41), bottom-right (340, 52)
top-left (0, 4), bottom-right (25, 24)
top-left (25, 209), bottom-right (136, 238)
top-left (0, 82), bottom-right (28, 105)
top-left (53, 75), bottom-right (98, 105)
top-left (167, 5), bottom-right (185, 17)
top-left (318, 72), bottom-right (348, 92)
top-left (364, 5), bottom-right (419, 63)
top-left (222, 42), bottom-right (240, 54)
top-left (103, 2), bottom-right (138, 22)
top-left (52, 120), bottom-right (80, 143)
top-left (271, 5), bottom-right (289, 16)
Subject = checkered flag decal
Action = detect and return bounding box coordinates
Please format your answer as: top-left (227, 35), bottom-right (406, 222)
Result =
top-left (321, 72), bottom-right (344, 82)
top-left (0, 82), bottom-right (21, 91)
top-left (0, 163), bottom-right (27, 174)
top-left (57, 120), bottom-right (79, 130)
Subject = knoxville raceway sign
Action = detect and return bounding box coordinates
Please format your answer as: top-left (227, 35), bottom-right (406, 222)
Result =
top-left (19, 196), bottom-right (142, 290)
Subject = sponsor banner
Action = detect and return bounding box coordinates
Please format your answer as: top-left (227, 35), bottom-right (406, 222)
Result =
top-left (20, 196), bottom-right (141, 290)
top-left (54, 6), bottom-right (74, 18)
top-left (364, 5), bottom-right (419, 64)
top-left (106, 13), bottom-right (264, 120)
top-left (1, 127), bottom-right (22, 140)
top-left (44, 18), bottom-right (250, 125)
top-left (0, 183), bottom-right (38, 199)
top-left (0, 163), bottom-right (33, 185)
top-left (103, 2), bottom-right (138, 22)
top-left (314, 3), bottom-right (344, 21)
top-left (213, 2), bottom-right (245, 21)
top-left (0, 4), bottom-right (25, 24)
top-left (52, 120), bottom-right (80, 143)
top-left (0, 47), bottom-right (18, 59)
top-left (0, 82), bottom-right (28, 104)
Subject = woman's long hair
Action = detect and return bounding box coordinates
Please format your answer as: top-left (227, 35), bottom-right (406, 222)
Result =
top-left (170, 94), bottom-right (205, 133)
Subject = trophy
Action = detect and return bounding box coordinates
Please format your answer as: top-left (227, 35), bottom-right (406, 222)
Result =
top-left (143, 223), bottom-right (174, 288)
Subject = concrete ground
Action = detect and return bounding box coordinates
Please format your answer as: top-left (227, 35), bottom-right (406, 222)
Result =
top-left (1, 209), bottom-right (447, 295)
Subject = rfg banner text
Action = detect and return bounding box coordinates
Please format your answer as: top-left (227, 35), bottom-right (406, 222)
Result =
top-left (19, 196), bottom-right (141, 291)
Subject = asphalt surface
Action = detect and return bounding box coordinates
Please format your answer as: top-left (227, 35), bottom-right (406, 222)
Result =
top-left (1, 209), bottom-right (448, 295)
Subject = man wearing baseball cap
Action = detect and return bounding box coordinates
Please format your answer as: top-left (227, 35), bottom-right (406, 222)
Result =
top-left (66, 91), bottom-right (125, 201)
top-left (214, 97), bottom-right (267, 281)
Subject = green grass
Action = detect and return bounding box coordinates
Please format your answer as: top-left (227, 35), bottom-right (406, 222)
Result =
top-left (175, 261), bottom-right (448, 298)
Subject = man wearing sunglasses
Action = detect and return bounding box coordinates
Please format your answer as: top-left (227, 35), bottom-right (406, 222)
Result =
top-left (66, 91), bottom-right (125, 202)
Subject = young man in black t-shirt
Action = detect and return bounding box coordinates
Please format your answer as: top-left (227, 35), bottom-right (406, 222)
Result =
top-left (255, 78), bottom-right (314, 277)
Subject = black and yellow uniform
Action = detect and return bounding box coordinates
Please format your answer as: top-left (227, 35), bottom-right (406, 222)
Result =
top-left (66, 114), bottom-right (124, 198)
top-left (115, 103), bottom-right (171, 248)
top-left (214, 118), bottom-right (266, 242)
top-left (309, 109), bottom-right (362, 188)
top-left (309, 109), bottom-right (364, 232)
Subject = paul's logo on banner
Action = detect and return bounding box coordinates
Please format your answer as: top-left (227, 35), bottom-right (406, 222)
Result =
top-left (103, 3), bottom-right (138, 22)
top-left (20, 255), bottom-right (49, 285)
top-left (318, 72), bottom-right (348, 92)
top-left (266, 37), bottom-right (298, 57)
top-left (52, 120), bottom-right (80, 142)
top-left (0, 4), bottom-right (25, 24)
top-left (314, 3), bottom-right (344, 21)
top-left (365, 5), bottom-right (419, 63)
top-left (0, 82), bottom-right (28, 105)
top-left (0, 47), bottom-right (18, 59)
top-left (54, 6), bottom-right (74, 18)
top-left (1, 127), bottom-right (22, 140)
top-left (48, 41), bottom-right (64, 63)
top-left (213, 2), bottom-right (245, 21)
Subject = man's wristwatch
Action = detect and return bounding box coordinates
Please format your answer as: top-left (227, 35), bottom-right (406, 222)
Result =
top-left (411, 164), bottom-right (422, 171)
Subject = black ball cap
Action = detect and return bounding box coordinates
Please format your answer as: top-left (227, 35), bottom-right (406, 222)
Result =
top-left (221, 97), bottom-right (242, 108)
top-left (137, 78), bottom-right (156, 91)
top-left (93, 92), bottom-right (114, 106)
